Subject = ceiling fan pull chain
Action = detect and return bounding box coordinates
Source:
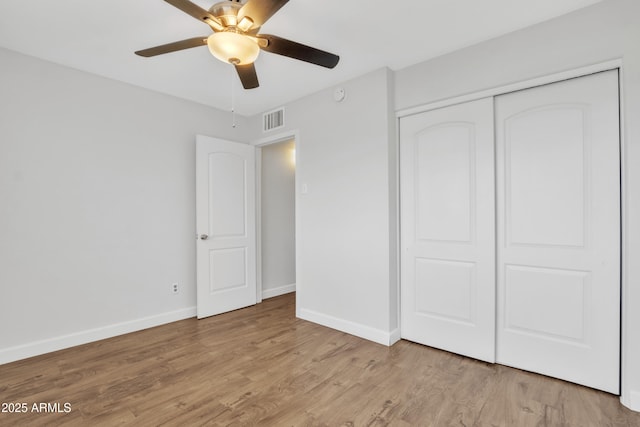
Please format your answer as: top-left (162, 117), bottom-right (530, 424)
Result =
top-left (230, 65), bottom-right (237, 128)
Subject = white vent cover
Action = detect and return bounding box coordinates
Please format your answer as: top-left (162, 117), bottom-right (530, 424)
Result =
top-left (263, 108), bottom-right (285, 132)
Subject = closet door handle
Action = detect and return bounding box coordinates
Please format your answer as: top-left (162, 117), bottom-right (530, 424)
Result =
top-left (200, 234), bottom-right (208, 240)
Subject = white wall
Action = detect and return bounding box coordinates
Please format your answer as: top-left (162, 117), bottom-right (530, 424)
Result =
top-left (252, 68), bottom-right (398, 344)
top-left (395, 0), bottom-right (640, 410)
top-left (260, 139), bottom-right (296, 298)
top-left (0, 47), bottom-right (250, 364)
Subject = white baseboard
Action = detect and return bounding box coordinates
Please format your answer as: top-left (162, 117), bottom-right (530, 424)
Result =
top-left (0, 306), bottom-right (196, 365)
top-left (621, 389), bottom-right (640, 412)
top-left (262, 283), bottom-right (296, 299)
top-left (298, 308), bottom-right (398, 346)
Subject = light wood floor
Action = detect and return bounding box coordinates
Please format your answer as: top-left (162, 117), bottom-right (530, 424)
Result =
top-left (1, 293), bottom-right (638, 426)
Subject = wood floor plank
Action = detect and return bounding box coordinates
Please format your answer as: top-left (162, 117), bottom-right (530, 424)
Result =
top-left (1, 293), bottom-right (638, 426)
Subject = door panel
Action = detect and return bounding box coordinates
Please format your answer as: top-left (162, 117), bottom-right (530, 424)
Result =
top-left (416, 123), bottom-right (474, 242)
top-left (208, 152), bottom-right (247, 238)
top-left (505, 106), bottom-right (587, 247)
top-left (495, 70), bottom-right (620, 393)
top-left (208, 248), bottom-right (247, 292)
top-left (414, 259), bottom-right (476, 324)
top-left (196, 135), bottom-right (257, 318)
top-left (400, 97), bottom-right (496, 363)
top-left (504, 265), bottom-right (589, 342)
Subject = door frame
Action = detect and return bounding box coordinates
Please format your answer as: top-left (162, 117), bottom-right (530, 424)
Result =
top-left (396, 59), bottom-right (630, 406)
top-left (252, 130), bottom-right (300, 304)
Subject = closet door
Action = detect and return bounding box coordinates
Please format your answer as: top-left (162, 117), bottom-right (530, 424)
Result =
top-left (495, 71), bottom-right (620, 393)
top-left (400, 98), bottom-right (496, 363)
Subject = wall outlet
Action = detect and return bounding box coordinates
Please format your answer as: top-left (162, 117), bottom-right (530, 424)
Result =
top-left (171, 283), bottom-right (179, 294)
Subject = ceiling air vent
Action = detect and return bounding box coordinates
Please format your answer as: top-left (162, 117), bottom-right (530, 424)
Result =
top-left (263, 108), bottom-right (285, 132)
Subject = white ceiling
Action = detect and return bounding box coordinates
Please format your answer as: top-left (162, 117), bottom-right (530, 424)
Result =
top-left (0, 0), bottom-right (602, 116)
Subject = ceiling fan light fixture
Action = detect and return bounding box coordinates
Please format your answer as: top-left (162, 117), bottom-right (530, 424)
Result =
top-left (207, 31), bottom-right (260, 65)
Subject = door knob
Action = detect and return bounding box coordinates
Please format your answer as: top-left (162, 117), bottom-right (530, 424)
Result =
top-left (200, 234), bottom-right (208, 240)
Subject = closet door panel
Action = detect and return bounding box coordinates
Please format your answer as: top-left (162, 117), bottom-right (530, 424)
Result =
top-left (495, 70), bottom-right (620, 393)
top-left (400, 97), bottom-right (496, 363)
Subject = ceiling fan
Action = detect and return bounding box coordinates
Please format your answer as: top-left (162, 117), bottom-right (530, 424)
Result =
top-left (135, 0), bottom-right (340, 89)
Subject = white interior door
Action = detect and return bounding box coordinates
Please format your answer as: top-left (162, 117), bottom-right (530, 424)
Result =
top-left (400, 97), bottom-right (496, 363)
top-left (495, 70), bottom-right (620, 393)
top-left (196, 135), bottom-right (257, 318)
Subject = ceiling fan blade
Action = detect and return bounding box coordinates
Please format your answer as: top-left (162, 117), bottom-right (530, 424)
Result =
top-left (235, 63), bottom-right (260, 89)
top-left (238, 0), bottom-right (289, 29)
top-left (135, 37), bottom-right (207, 57)
top-left (164, 0), bottom-right (224, 31)
top-left (258, 34), bottom-right (339, 69)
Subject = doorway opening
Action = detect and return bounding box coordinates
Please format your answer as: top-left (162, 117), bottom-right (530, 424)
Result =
top-left (257, 138), bottom-right (296, 301)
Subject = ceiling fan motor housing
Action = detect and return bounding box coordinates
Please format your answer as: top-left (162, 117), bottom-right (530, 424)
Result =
top-left (210, 1), bottom-right (243, 28)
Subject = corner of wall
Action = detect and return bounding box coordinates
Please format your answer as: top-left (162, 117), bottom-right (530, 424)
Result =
top-left (386, 65), bottom-right (400, 333)
top-left (298, 308), bottom-right (399, 346)
top-left (621, 389), bottom-right (640, 412)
